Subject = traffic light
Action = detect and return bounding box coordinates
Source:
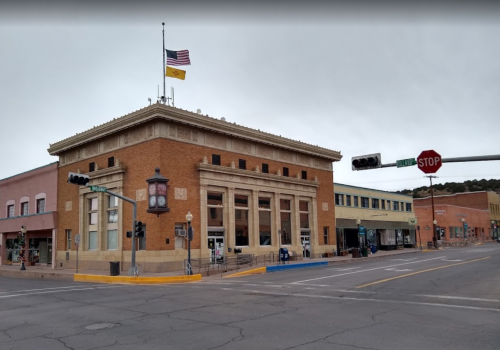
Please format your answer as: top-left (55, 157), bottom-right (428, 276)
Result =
top-left (67, 172), bottom-right (90, 186)
top-left (351, 153), bottom-right (382, 171)
top-left (135, 220), bottom-right (144, 238)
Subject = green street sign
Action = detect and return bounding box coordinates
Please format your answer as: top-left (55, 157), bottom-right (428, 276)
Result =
top-left (90, 185), bottom-right (107, 192)
top-left (396, 158), bottom-right (417, 168)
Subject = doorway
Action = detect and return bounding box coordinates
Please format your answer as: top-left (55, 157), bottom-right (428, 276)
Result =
top-left (208, 236), bottom-right (224, 263)
top-left (301, 235), bottom-right (311, 258)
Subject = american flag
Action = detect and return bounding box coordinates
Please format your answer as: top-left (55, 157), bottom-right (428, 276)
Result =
top-left (166, 49), bottom-right (191, 66)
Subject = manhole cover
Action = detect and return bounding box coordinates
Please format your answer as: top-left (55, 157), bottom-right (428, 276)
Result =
top-left (85, 323), bottom-right (118, 330)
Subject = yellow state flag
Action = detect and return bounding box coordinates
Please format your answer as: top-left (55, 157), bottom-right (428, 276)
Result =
top-left (166, 66), bottom-right (186, 80)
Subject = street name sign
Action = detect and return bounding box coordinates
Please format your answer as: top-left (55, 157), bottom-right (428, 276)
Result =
top-left (396, 158), bottom-right (417, 168)
top-left (417, 150), bottom-right (442, 174)
top-left (90, 185), bottom-right (107, 192)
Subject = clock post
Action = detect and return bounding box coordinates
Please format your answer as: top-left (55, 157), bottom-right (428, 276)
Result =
top-left (146, 168), bottom-right (170, 216)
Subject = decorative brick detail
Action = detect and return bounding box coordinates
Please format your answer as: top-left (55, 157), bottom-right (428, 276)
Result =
top-left (279, 151), bottom-right (293, 162)
top-left (124, 128), bottom-right (146, 144)
top-left (65, 201), bottom-right (72, 211)
top-left (177, 127), bottom-right (191, 140)
top-left (65, 151), bottom-right (77, 163)
top-left (322, 202), bottom-right (329, 211)
top-left (298, 155), bottom-right (311, 166)
top-left (169, 125), bottom-right (176, 137)
top-left (106, 175), bottom-right (114, 182)
top-left (206, 133), bottom-right (226, 149)
top-left (103, 137), bottom-right (119, 151)
top-left (85, 143), bottom-right (99, 156)
top-left (314, 158), bottom-right (330, 169)
top-left (257, 145), bottom-right (273, 158)
top-left (136, 189), bottom-right (147, 201)
top-left (233, 140), bottom-right (252, 154)
top-left (192, 131), bottom-right (199, 142)
top-left (175, 188), bottom-right (187, 200)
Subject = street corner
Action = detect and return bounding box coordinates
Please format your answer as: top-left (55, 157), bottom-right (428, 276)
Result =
top-left (222, 267), bottom-right (266, 278)
top-left (74, 273), bottom-right (202, 284)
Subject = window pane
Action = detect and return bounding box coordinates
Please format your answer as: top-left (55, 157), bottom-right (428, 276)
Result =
top-left (8, 205), bottom-right (14, 217)
top-left (300, 213), bottom-right (309, 229)
top-left (234, 195), bottom-right (248, 208)
top-left (346, 195), bottom-right (351, 207)
top-left (207, 192), bottom-right (223, 206)
top-left (37, 199), bottom-right (45, 213)
top-left (299, 201), bottom-right (308, 212)
top-left (108, 210), bottom-right (118, 223)
top-left (280, 212), bottom-right (292, 245)
top-left (372, 199), bottom-right (379, 209)
top-left (21, 202), bottom-right (28, 215)
top-left (323, 227), bottom-right (329, 244)
top-left (207, 207), bottom-right (223, 226)
top-left (89, 231), bottom-right (97, 250)
top-left (353, 197), bottom-right (358, 207)
top-left (280, 199), bottom-right (291, 211)
top-left (259, 211), bottom-right (271, 246)
top-left (107, 230), bottom-right (118, 250)
top-left (258, 197), bottom-right (271, 209)
top-left (89, 212), bottom-right (97, 225)
top-left (90, 197), bottom-right (98, 211)
top-left (108, 196), bottom-right (118, 208)
top-left (235, 209), bottom-right (249, 246)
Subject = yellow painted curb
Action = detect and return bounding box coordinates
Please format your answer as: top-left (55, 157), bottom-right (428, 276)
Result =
top-left (74, 273), bottom-right (202, 284)
top-left (223, 267), bottom-right (266, 278)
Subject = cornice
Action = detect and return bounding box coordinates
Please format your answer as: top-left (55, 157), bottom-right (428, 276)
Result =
top-left (88, 164), bottom-right (127, 178)
top-left (196, 163), bottom-right (320, 188)
top-left (48, 104), bottom-right (342, 161)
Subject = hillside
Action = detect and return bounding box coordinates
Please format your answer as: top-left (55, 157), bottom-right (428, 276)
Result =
top-left (396, 179), bottom-right (500, 199)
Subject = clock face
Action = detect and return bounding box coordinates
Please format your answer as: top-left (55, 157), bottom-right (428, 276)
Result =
top-left (149, 195), bottom-right (157, 207)
top-left (157, 183), bottom-right (167, 196)
top-left (149, 184), bottom-right (156, 195)
top-left (158, 195), bottom-right (166, 207)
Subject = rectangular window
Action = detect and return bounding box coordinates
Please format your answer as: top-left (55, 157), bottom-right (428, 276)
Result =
top-left (361, 197), bottom-right (369, 208)
top-left (301, 170), bottom-right (307, 180)
top-left (36, 198), bottom-right (45, 213)
top-left (280, 199), bottom-right (292, 245)
top-left (406, 203), bottom-right (412, 212)
top-left (372, 198), bottom-right (379, 209)
top-left (107, 229), bottom-right (118, 250)
top-left (259, 197), bottom-right (271, 246)
top-left (207, 192), bottom-right (223, 227)
top-left (7, 205), bottom-right (14, 218)
top-left (334, 194), bottom-right (344, 206)
top-left (299, 201), bottom-right (309, 229)
top-left (212, 154), bottom-right (221, 166)
top-left (88, 197), bottom-right (98, 225)
top-left (262, 163), bottom-right (269, 174)
top-left (108, 157), bottom-right (115, 167)
top-left (238, 159), bottom-right (246, 170)
top-left (283, 167), bottom-right (289, 177)
top-left (387, 200), bottom-right (391, 210)
top-left (393, 201), bottom-right (399, 211)
top-left (66, 229), bottom-right (72, 250)
top-left (400, 202), bottom-right (404, 211)
top-left (89, 162), bottom-right (95, 172)
top-left (346, 195), bottom-right (351, 207)
top-left (353, 196), bottom-right (358, 207)
top-left (235, 195), bottom-right (249, 246)
top-left (323, 227), bottom-right (329, 244)
top-left (107, 195), bottom-right (118, 223)
top-left (381, 200), bottom-right (385, 210)
top-left (21, 202), bottom-right (28, 216)
top-left (88, 231), bottom-right (97, 250)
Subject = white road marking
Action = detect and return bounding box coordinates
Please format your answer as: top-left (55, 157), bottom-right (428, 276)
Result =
top-left (0, 285), bottom-right (105, 294)
top-left (236, 289), bottom-right (500, 313)
top-left (327, 267), bottom-right (362, 271)
top-left (417, 294), bottom-right (500, 302)
top-left (0, 285), bottom-right (122, 298)
top-left (441, 259), bottom-right (463, 262)
top-left (391, 258), bottom-right (418, 261)
top-left (385, 268), bottom-right (412, 272)
top-left (291, 256), bottom-right (446, 284)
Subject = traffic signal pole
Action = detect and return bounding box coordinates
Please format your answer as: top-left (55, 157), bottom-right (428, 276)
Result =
top-left (104, 189), bottom-right (138, 276)
top-left (380, 154), bottom-right (500, 168)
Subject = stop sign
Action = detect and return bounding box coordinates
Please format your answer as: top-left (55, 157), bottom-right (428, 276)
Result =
top-left (417, 150), bottom-right (442, 174)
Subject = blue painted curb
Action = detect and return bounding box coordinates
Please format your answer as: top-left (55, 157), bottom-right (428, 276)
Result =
top-left (266, 261), bottom-right (328, 273)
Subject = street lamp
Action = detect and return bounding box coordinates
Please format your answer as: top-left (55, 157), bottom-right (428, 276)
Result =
top-left (19, 226), bottom-right (27, 271)
top-left (186, 210), bottom-right (193, 275)
top-left (461, 218), bottom-right (466, 244)
top-left (356, 219), bottom-right (362, 251)
top-left (491, 220), bottom-right (495, 240)
top-left (432, 219), bottom-right (438, 248)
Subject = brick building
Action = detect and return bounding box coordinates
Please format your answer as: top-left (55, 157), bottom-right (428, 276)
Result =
top-left (413, 191), bottom-right (500, 241)
top-left (0, 162), bottom-right (58, 267)
top-left (47, 104), bottom-right (342, 272)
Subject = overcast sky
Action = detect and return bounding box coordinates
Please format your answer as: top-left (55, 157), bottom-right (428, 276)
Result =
top-left (1, 2), bottom-right (499, 192)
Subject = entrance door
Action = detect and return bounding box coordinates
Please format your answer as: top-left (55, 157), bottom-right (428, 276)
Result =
top-left (39, 241), bottom-right (48, 264)
top-left (301, 235), bottom-right (310, 258)
top-left (47, 239), bottom-right (52, 264)
top-left (208, 237), bottom-right (225, 263)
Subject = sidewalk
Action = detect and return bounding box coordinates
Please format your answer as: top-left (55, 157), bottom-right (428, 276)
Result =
top-left (0, 247), bottom-right (435, 284)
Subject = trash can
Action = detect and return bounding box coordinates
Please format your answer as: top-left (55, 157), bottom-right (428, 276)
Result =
top-left (279, 248), bottom-right (289, 263)
top-left (109, 261), bottom-right (120, 276)
top-left (370, 245), bottom-right (377, 254)
top-left (351, 248), bottom-right (359, 258)
top-left (361, 247), bottom-right (368, 257)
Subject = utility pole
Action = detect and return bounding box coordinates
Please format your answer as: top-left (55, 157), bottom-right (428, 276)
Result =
top-left (426, 175), bottom-right (438, 248)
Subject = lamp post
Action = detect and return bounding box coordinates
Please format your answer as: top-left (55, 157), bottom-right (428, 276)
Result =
top-left (491, 220), bottom-right (495, 240)
top-left (186, 210), bottom-right (193, 275)
top-left (461, 218), bottom-right (466, 245)
top-left (432, 219), bottom-right (438, 248)
top-left (356, 219), bottom-right (361, 248)
top-left (19, 226), bottom-right (26, 271)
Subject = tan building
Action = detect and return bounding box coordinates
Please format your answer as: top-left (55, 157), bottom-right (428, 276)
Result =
top-left (334, 183), bottom-right (417, 253)
top-left (47, 104), bottom-right (342, 272)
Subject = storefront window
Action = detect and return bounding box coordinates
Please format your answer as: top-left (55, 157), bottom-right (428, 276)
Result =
top-left (259, 197), bottom-right (271, 246)
top-left (107, 229), bottom-right (118, 250)
top-left (235, 195), bottom-right (249, 246)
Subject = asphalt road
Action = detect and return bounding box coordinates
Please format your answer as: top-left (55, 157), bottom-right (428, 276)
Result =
top-left (1, 245), bottom-right (499, 350)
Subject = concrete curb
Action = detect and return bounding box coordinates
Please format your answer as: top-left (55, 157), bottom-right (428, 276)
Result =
top-left (223, 267), bottom-right (266, 278)
top-left (73, 273), bottom-right (202, 284)
top-left (267, 261), bottom-right (328, 272)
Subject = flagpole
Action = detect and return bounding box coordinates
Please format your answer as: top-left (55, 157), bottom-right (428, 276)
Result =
top-left (162, 22), bottom-right (166, 104)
